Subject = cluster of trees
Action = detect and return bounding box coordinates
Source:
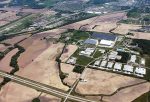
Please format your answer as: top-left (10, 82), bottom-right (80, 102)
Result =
top-left (115, 52), bottom-right (130, 63)
top-left (32, 98), bottom-right (40, 102)
top-left (65, 12), bottom-right (96, 25)
top-left (132, 39), bottom-right (150, 55)
top-left (127, 8), bottom-right (141, 18)
top-left (127, 7), bottom-right (150, 18)
top-left (10, 45), bottom-right (25, 74)
top-left (0, 52), bottom-right (4, 60)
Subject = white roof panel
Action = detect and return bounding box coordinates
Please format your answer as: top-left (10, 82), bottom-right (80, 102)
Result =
top-left (123, 65), bottom-right (134, 72)
top-left (114, 63), bottom-right (122, 70)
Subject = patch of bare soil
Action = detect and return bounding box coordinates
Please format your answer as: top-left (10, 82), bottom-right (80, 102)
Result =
top-left (18, 28), bottom-right (67, 68)
top-left (2, 34), bottom-right (30, 45)
top-left (0, 48), bottom-right (18, 72)
top-left (61, 12), bottom-right (126, 33)
top-left (0, 82), bottom-right (61, 102)
top-left (60, 45), bottom-right (78, 62)
top-left (103, 82), bottom-right (150, 102)
top-left (0, 44), bottom-right (9, 52)
top-left (75, 68), bottom-right (149, 96)
top-left (61, 63), bottom-right (80, 86)
top-left (16, 43), bottom-right (69, 91)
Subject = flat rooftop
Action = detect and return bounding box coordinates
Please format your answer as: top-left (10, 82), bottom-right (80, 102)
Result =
top-left (92, 32), bottom-right (117, 41)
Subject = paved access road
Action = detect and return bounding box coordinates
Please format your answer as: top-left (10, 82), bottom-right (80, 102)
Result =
top-left (0, 70), bottom-right (96, 102)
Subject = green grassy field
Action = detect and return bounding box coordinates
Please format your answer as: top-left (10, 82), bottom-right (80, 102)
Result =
top-left (72, 49), bottom-right (93, 66)
top-left (93, 50), bottom-right (103, 58)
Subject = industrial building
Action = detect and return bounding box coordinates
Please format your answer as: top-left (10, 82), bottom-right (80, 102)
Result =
top-left (92, 33), bottom-right (117, 41)
top-left (91, 32), bottom-right (117, 47)
top-left (100, 60), bottom-right (107, 68)
top-left (130, 55), bottom-right (136, 63)
top-left (79, 48), bottom-right (95, 56)
top-left (108, 51), bottom-right (118, 60)
top-left (123, 65), bottom-right (134, 74)
top-left (100, 40), bottom-right (114, 47)
top-left (94, 60), bottom-right (101, 66)
top-left (107, 62), bottom-right (114, 70)
top-left (113, 62), bottom-right (122, 72)
top-left (134, 67), bottom-right (146, 77)
top-left (67, 57), bottom-right (77, 65)
top-left (84, 38), bottom-right (99, 45)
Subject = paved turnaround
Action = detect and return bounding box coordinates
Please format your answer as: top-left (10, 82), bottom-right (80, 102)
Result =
top-left (0, 70), bottom-right (96, 102)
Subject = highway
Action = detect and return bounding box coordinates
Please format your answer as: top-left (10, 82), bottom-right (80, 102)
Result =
top-left (0, 70), bottom-right (96, 102)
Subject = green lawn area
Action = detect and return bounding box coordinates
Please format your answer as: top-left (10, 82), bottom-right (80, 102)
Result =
top-left (71, 30), bottom-right (90, 40)
top-left (75, 55), bottom-right (93, 66)
top-left (61, 30), bottom-right (90, 44)
top-left (145, 56), bottom-right (150, 68)
top-left (145, 67), bottom-right (150, 81)
top-left (72, 48), bottom-right (93, 66)
top-left (93, 50), bottom-right (103, 58)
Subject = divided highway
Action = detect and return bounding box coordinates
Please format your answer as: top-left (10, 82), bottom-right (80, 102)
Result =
top-left (0, 70), bottom-right (96, 102)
